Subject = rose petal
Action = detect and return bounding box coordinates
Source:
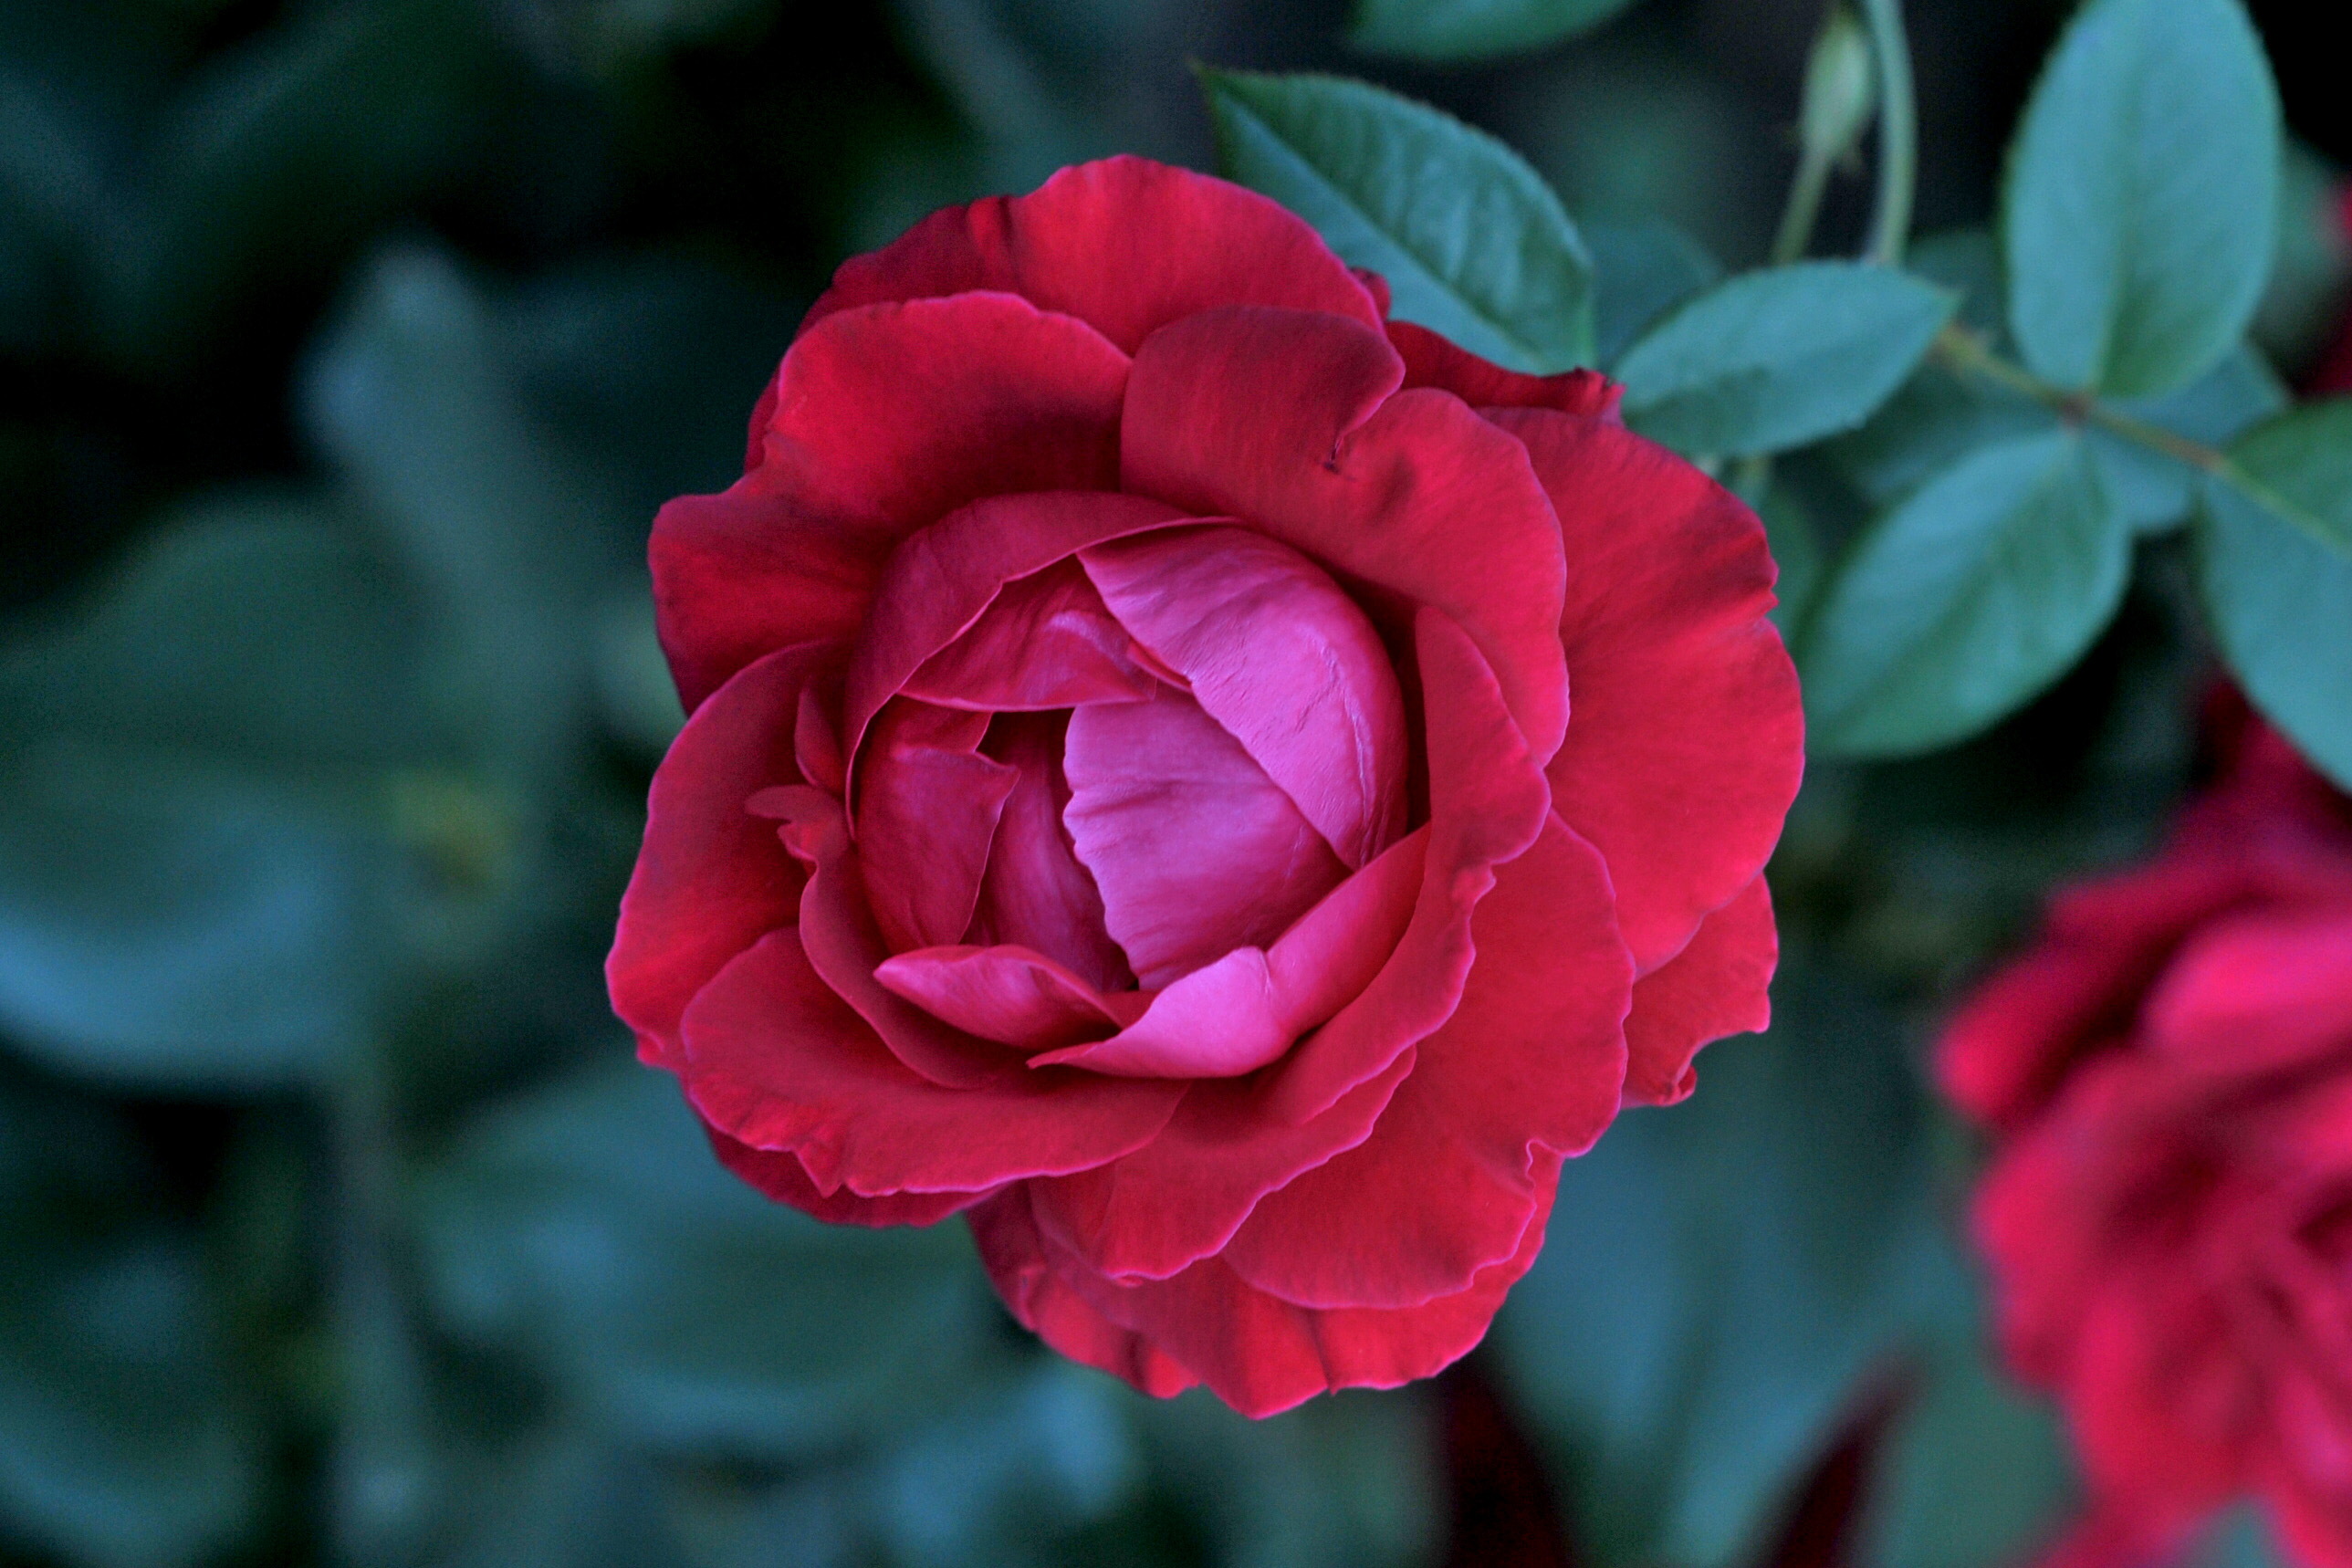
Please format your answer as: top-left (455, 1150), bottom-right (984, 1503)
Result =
top-left (705, 1122), bottom-right (986, 1228)
top-left (1080, 525), bottom-right (1406, 869)
top-left (1937, 855), bottom-right (2254, 1130)
top-left (967, 712), bottom-right (1134, 992)
top-left (844, 491), bottom-right (1188, 775)
top-left (1032, 827), bottom-right (1425, 1080)
top-left (1387, 319), bottom-right (1621, 420)
top-left (649, 490), bottom-right (872, 715)
top-left (609, 643), bottom-right (839, 1071)
top-left (1490, 407), bottom-right (1803, 974)
top-left (2142, 910), bottom-right (2352, 1071)
top-left (805, 155), bottom-right (1384, 353)
top-left (759, 292), bottom-right (1128, 549)
top-left (966, 1190), bottom-right (1201, 1398)
top-left (758, 784), bottom-right (1010, 1090)
top-left (794, 684), bottom-right (846, 797)
top-left (1621, 873), bottom-right (1777, 1107)
top-left (873, 944), bottom-right (1139, 1051)
top-left (1220, 813), bottom-right (1629, 1309)
top-left (1026, 1050), bottom-right (1418, 1283)
top-left (1062, 691), bottom-right (1347, 989)
top-left (1122, 306), bottom-right (1569, 763)
top-left (988, 1151), bottom-right (1567, 1417)
top-left (681, 929), bottom-right (1183, 1195)
top-left (652, 296), bottom-right (1130, 714)
top-left (852, 699), bottom-right (1018, 954)
top-left (1262, 608), bottom-right (1555, 1125)
top-left (902, 559), bottom-right (1158, 712)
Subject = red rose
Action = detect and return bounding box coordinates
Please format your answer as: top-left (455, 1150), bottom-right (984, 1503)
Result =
top-left (1940, 701), bottom-right (2352, 1563)
top-left (607, 156), bottom-right (1803, 1416)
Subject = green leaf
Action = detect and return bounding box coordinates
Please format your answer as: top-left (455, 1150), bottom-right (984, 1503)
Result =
top-left (1349, 0), bottom-right (1642, 63)
top-left (1585, 217), bottom-right (1720, 368)
top-left (305, 247), bottom-right (616, 777)
top-left (1803, 431), bottom-right (2132, 757)
top-left (1489, 969), bottom-right (1936, 1568)
top-left (2001, 0), bottom-right (2281, 397)
top-left (0, 1087), bottom-right (263, 1568)
top-left (411, 1061), bottom-right (1011, 1461)
top-left (1614, 263), bottom-right (1956, 458)
top-left (2194, 401), bottom-right (2352, 790)
top-left (1859, 1247), bottom-right (2076, 1568)
top-left (92, 0), bottom-right (501, 375)
top-left (1197, 68), bottom-right (1595, 373)
top-left (1835, 231), bottom-right (2286, 534)
top-left (0, 499), bottom-right (447, 1088)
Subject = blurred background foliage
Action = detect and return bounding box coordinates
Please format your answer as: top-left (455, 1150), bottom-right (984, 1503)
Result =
top-left (2, 1), bottom-right (2348, 1564)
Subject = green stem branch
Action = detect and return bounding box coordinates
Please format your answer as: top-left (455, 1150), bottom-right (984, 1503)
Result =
top-left (1858, 0), bottom-right (1915, 265)
top-left (1933, 323), bottom-right (2337, 546)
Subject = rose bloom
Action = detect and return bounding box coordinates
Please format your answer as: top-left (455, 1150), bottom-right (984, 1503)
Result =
top-left (1940, 699), bottom-right (2352, 1563)
top-left (607, 157), bottom-right (1803, 1416)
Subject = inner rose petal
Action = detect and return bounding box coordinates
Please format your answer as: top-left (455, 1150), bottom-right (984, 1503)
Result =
top-left (854, 698), bottom-right (1017, 952)
top-left (1062, 690), bottom-right (1347, 989)
top-left (968, 711), bottom-right (1134, 993)
top-left (1079, 526), bottom-right (1406, 869)
top-left (901, 559), bottom-right (1159, 711)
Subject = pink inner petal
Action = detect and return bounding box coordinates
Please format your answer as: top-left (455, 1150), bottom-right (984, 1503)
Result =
top-left (1080, 526), bottom-right (1406, 869)
top-left (903, 559), bottom-right (1159, 712)
top-left (874, 944), bottom-right (1145, 1051)
top-left (1031, 828), bottom-right (1424, 1079)
top-left (1062, 691), bottom-right (1347, 989)
top-left (852, 698), bottom-right (1018, 953)
top-left (967, 711), bottom-right (1135, 993)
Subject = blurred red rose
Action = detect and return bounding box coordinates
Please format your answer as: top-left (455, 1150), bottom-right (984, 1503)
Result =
top-left (1941, 698), bottom-right (2352, 1563)
top-left (607, 156), bottom-right (1803, 1416)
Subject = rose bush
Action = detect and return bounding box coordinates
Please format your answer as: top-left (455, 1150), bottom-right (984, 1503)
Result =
top-left (1941, 698), bottom-right (2352, 1564)
top-left (606, 156), bottom-right (1803, 1416)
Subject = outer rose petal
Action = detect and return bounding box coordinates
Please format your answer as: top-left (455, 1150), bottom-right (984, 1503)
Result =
top-left (1387, 319), bottom-right (1621, 419)
top-left (609, 643), bottom-right (838, 1070)
top-left (650, 491), bottom-right (870, 716)
top-left (1026, 1051), bottom-right (1419, 1283)
top-left (705, 1123), bottom-right (986, 1228)
top-left (1621, 873), bottom-right (1777, 1106)
top-left (1121, 307), bottom-right (1570, 763)
top-left (978, 1150), bottom-right (1567, 1417)
top-left (1490, 406), bottom-right (1803, 973)
top-left (681, 929), bottom-right (1182, 1196)
top-left (1219, 814), bottom-right (1630, 1309)
top-left (967, 1192), bottom-right (1200, 1398)
top-left (654, 297), bottom-right (1130, 713)
top-left (805, 155), bottom-right (1385, 353)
